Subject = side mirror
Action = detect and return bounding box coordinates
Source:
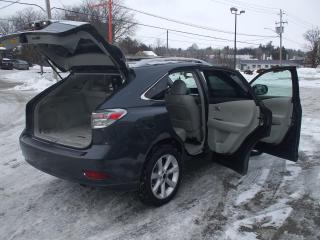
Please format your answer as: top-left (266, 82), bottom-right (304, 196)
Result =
top-left (252, 84), bottom-right (268, 96)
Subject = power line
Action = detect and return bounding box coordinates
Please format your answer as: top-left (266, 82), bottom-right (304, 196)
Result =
top-left (286, 14), bottom-right (317, 29)
top-left (169, 30), bottom-right (277, 44)
top-left (212, 0), bottom-right (318, 29)
top-left (209, 0), bottom-right (277, 15)
top-left (113, 2), bottom-right (276, 38)
top-left (136, 34), bottom-right (229, 48)
top-left (221, 0), bottom-right (278, 12)
top-left (0, 0), bottom-right (20, 10)
top-left (52, 7), bottom-right (263, 46)
top-left (0, 0), bottom-right (45, 12)
top-left (283, 37), bottom-right (303, 46)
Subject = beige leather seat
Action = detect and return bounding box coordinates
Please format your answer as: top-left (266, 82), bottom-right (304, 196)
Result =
top-left (165, 80), bottom-right (201, 142)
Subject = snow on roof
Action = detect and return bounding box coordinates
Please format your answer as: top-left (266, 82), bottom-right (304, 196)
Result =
top-left (0, 46), bottom-right (6, 50)
top-left (143, 51), bottom-right (157, 56)
top-left (135, 51), bottom-right (158, 57)
top-left (130, 57), bottom-right (210, 68)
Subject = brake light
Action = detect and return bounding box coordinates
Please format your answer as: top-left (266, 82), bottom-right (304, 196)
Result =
top-left (83, 170), bottom-right (109, 180)
top-left (91, 109), bottom-right (127, 129)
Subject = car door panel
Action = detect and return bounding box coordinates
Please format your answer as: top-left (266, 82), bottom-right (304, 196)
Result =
top-left (201, 68), bottom-right (271, 175)
top-left (250, 67), bottom-right (301, 162)
top-left (207, 100), bottom-right (260, 154)
top-left (261, 97), bottom-right (293, 144)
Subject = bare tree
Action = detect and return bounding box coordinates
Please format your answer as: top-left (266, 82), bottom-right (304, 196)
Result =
top-left (304, 27), bottom-right (320, 67)
top-left (0, 20), bottom-right (15, 36)
top-left (55, 0), bottom-right (136, 42)
top-left (9, 8), bottom-right (46, 32)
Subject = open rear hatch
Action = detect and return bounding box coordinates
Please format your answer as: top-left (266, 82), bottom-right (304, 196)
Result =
top-left (0, 20), bottom-right (128, 74)
top-left (0, 20), bottom-right (129, 148)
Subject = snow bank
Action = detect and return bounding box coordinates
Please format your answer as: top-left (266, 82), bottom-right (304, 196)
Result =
top-left (0, 66), bottom-right (65, 92)
top-left (240, 68), bottom-right (320, 88)
top-left (12, 74), bottom-right (55, 92)
top-left (298, 67), bottom-right (320, 80)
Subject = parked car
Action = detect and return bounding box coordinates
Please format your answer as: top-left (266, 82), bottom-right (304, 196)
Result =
top-left (12, 59), bottom-right (29, 70)
top-left (244, 69), bottom-right (253, 75)
top-left (0, 58), bottom-right (13, 70)
top-left (256, 68), bottom-right (266, 74)
top-left (0, 21), bottom-right (302, 206)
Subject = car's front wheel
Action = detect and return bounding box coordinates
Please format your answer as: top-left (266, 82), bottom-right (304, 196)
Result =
top-left (139, 145), bottom-right (182, 206)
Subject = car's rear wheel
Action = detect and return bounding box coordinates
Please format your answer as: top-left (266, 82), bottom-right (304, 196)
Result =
top-left (139, 145), bottom-right (182, 206)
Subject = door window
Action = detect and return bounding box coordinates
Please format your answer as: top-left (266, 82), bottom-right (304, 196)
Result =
top-left (251, 70), bottom-right (292, 97)
top-left (168, 71), bottom-right (199, 95)
top-left (144, 70), bottom-right (199, 100)
top-left (203, 70), bottom-right (251, 103)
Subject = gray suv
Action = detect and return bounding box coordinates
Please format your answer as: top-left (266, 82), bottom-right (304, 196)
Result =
top-left (0, 20), bottom-right (302, 206)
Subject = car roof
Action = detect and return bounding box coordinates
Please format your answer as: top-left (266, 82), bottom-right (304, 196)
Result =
top-left (131, 61), bottom-right (235, 85)
top-left (129, 57), bottom-right (210, 68)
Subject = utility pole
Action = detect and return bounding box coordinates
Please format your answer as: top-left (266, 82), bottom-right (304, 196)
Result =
top-left (45, 0), bottom-right (52, 19)
top-left (230, 7), bottom-right (245, 70)
top-left (91, 0), bottom-right (113, 43)
top-left (276, 9), bottom-right (287, 66)
top-left (108, 0), bottom-right (113, 43)
top-left (45, 0), bottom-right (59, 80)
top-left (317, 37), bottom-right (320, 66)
top-left (166, 30), bottom-right (169, 56)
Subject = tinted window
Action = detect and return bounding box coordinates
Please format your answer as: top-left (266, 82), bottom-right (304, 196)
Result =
top-left (144, 77), bottom-right (168, 100)
top-left (204, 70), bottom-right (250, 102)
top-left (144, 70), bottom-right (199, 100)
top-left (168, 71), bottom-right (197, 89)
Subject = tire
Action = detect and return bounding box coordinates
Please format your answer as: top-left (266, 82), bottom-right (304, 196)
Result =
top-left (139, 145), bottom-right (182, 206)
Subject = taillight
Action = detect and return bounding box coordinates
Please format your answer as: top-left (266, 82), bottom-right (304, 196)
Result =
top-left (83, 170), bottom-right (109, 180)
top-left (91, 109), bottom-right (127, 129)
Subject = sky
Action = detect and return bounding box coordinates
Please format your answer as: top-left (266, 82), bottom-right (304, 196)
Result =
top-left (0, 0), bottom-right (319, 50)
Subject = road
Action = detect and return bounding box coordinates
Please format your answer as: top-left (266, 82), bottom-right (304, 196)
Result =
top-left (0, 71), bottom-right (319, 240)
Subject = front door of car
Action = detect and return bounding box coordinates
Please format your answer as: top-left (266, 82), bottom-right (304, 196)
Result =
top-left (201, 68), bottom-right (271, 174)
top-left (250, 67), bottom-right (302, 162)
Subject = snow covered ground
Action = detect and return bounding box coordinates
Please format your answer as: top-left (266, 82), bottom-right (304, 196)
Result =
top-left (0, 67), bottom-right (320, 240)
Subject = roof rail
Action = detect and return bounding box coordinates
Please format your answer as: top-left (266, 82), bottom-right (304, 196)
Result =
top-left (129, 57), bottom-right (210, 67)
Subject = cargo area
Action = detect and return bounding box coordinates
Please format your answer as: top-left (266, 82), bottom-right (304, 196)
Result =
top-left (33, 73), bottom-right (125, 148)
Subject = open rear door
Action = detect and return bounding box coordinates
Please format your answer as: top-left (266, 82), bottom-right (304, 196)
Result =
top-left (0, 20), bottom-right (128, 76)
top-left (202, 68), bottom-right (272, 174)
top-left (250, 66), bottom-right (302, 161)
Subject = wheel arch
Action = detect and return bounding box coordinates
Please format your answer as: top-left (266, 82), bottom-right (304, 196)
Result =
top-left (139, 136), bottom-right (184, 180)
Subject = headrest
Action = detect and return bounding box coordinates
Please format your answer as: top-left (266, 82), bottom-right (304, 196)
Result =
top-left (169, 80), bottom-right (188, 95)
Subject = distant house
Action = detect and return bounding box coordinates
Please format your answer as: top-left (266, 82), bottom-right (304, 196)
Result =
top-left (237, 59), bottom-right (304, 71)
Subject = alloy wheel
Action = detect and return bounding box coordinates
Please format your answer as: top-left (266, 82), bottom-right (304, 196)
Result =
top-left (150, 154), bottom-right (180, 199)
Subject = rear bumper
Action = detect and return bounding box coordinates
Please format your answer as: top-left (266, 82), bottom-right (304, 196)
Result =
top-left (20, 131), bottom-right (140, 191)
